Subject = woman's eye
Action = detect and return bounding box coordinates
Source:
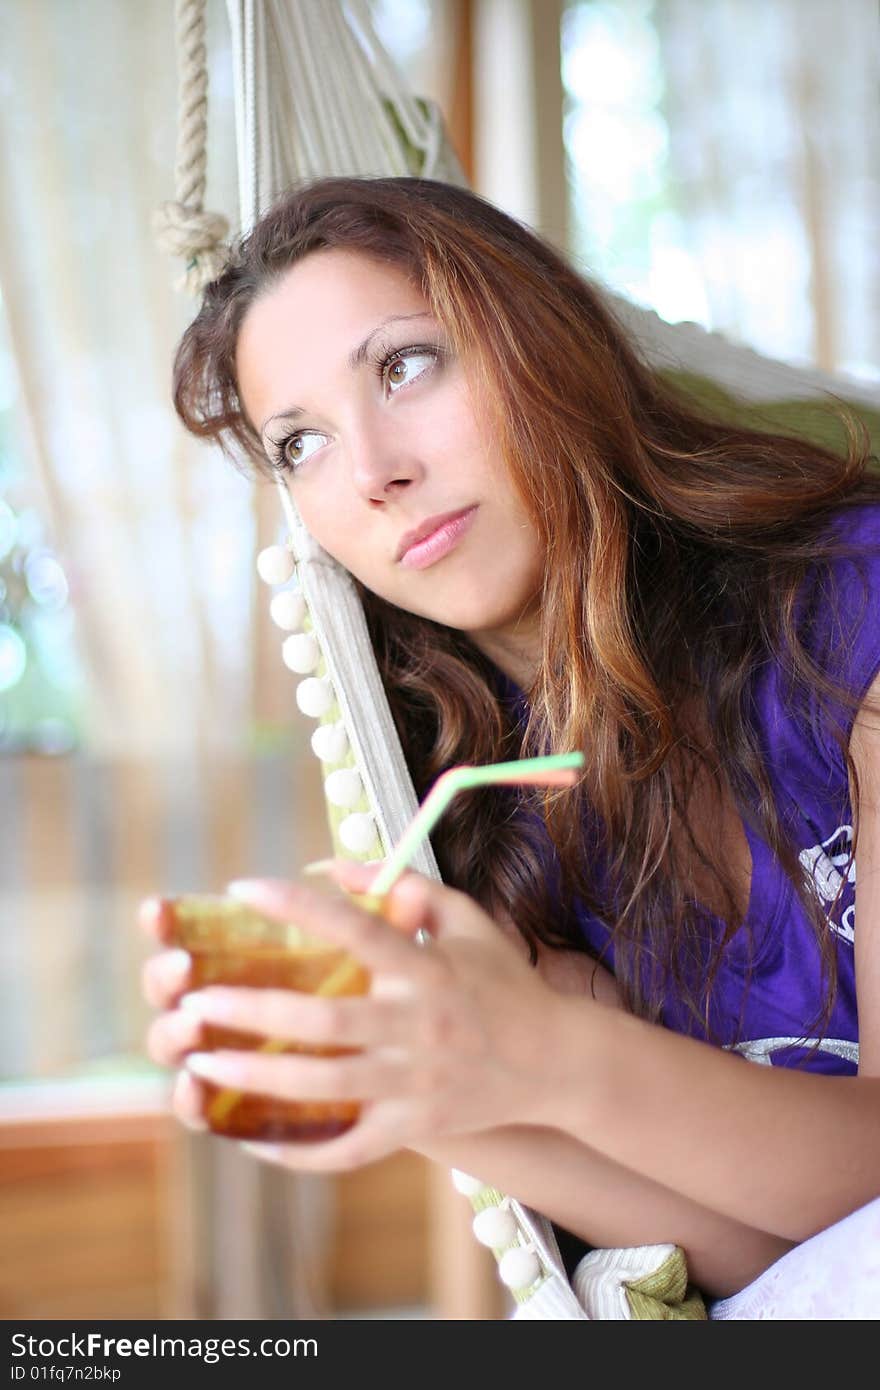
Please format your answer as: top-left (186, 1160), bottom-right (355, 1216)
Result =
top-left (281, 430), bottom-right (328, 469)
top-left (385, 350), bottom-right (437, 394)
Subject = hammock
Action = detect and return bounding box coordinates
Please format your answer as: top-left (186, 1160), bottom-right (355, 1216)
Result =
top-left (156, 0), bottom-right (880, 1321)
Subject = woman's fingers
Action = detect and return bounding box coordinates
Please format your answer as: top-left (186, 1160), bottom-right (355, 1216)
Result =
top-left (141, 948), bottom-right (191, 1009)
top-left (382, 873), bottom-right (443, 941)
top-left (185, 1045), bottom-right (411, 1104)
top-left (241, 1099), bottom-right (418, 1173)
top-left (137, 896), bottom-right (177, 946)
top-left (171, 1067), bottom-right (209, 1132)
top-left (140, 872), bottom-right (543, 1166)
top-left (178, 985), bottom-right (414, 1050)
top-left (311, 860), bottom-right (440, 940)
top-left (227, 878), bottom-right (442, 978)
top-left (319, 858), bottom-right (383, 893)
top-left (146, 1007), bottom-right (204, 1067)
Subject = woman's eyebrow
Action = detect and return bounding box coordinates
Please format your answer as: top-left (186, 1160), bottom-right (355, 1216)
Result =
top-left (260, 311), bottom-right (436, 436)
top-left (347, 311), bottom-right (434, 368)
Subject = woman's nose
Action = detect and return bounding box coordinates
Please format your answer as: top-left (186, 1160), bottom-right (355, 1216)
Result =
top-left (347, 420), bottom-right (422, 500)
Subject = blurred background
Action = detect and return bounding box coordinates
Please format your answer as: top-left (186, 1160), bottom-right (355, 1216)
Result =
top-left (0, 0), bottom-right (878, 1320)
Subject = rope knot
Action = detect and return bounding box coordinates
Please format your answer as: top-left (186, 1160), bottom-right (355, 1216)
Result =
top-left (153, 200), bottom-right (230, 294)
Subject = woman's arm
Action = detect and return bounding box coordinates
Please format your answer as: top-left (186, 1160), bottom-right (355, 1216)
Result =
top-left (413, 932), bottom-right (792, 1298)
top-left (429, 679), bottom-right (880, 1245)
top-left (175, 859), bottom-right (879, 1246)
top-left (409, 1127), bottom-right (791, 1299)
top-left (540, 1006), bottom-right (879, 1244)
top-left (429, 928), bottom-right (795, 1282)
top-left (531, 673), bottom-right (880, 1240)
top-left (852, 677), bottom-right (880, 1076)
top-left (175, 858), bottom-right (879, 1246)
top-left (143, 909), bottom-right (791, 1298)
top-left (154, 677), bottom-right (880, 1267)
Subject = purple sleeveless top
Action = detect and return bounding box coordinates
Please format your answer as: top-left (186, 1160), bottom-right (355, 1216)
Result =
top-left (498, 504), bottom-right (880, 1077)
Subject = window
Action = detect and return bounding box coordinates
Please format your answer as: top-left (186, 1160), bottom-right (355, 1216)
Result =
top-left (0, 296), bottom-right (83, 755)
top-left (563, 0), bottom-right (880, 381)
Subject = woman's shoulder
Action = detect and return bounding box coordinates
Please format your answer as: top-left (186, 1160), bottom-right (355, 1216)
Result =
top-left (822, 497), bottom-right (880, 544)
top-left (798, 500), bottom-right (880, 724)
top-left (750, 499), bottom-right (880, 792)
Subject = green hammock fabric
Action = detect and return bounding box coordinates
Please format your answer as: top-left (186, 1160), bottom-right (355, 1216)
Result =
top-left (624, 1248), bottom-right (707, 1320)
top-left (660, 370), bottom-right (880, 464)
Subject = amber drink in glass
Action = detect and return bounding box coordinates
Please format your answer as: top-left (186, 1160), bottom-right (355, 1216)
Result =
top-left (169, 893), bottom-right (371, 1142)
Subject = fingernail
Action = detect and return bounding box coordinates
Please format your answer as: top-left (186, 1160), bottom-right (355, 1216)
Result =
top-left (226, 878), bottom-right (290, 905)
top-left (166, 948), bottom-right (192, 975)
top-left (301, 859), bottom-right (337, 877)
top-left (241, 1141), bottom-right (283, 1160)
top-left (178, 991), bottom-right (206, 1015)
top-left (226, 878), bottom-right (267, 898)
top-left (185, 1051), bottom-right (221, 1079)
top-left (175, 1068), bottom-right (210, 1130)
top-left (181, 1112), bottom-right (210, 1133)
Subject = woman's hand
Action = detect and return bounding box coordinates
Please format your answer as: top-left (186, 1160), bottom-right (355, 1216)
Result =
top-left (139, 897), bottom-right (213, 1132)
top-left (138, 863), bottom-right (576, 1168)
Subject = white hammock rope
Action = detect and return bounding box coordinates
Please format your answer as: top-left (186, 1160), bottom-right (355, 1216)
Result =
top-left (609, 294), bottom-right (880, 411)
top-left (274, 487), bottom-right (440, 877)
top-left (161, 0), bottom-right (878, 1321)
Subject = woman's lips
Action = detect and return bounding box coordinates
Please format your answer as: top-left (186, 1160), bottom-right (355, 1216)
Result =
top-left (398, 506), bottom-right (478, 570)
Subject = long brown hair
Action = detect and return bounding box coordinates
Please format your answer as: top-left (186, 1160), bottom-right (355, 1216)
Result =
top-left (172, 176), bottom-right (880, 1042)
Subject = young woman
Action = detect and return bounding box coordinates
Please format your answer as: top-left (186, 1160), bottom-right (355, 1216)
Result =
top-left (141, 177), bottom-right (880, 1314)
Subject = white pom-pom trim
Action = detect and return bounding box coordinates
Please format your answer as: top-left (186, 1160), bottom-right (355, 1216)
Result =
top-left (324, 768), bottom-right (364, 809)
top-left (472, 1206), bottom-right (518, 1249)
top-left (282, 632), bottom-right (321, 674)
top-left (451, 1169), bottom-right (487, 1197)
top-left (295, 677), bottom-right (335, 718)
top-left (256, 544), bottom-right (295, 585)
top-left (497, 1246), bottom-right (542, 1290)
top-left (310, 723), bottom-right (349, 764)
top-left (338, 812), bottom-right (379, 855)
top-left (270, 590), bottom-right (307, 631)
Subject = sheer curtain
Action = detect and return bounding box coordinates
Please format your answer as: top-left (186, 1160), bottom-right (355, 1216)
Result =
top-left (0, 0), bottom-right (458, 1320)
top-left (0, 0), bottom-right (334, 1319)
top-left (0, 0), bottom-right (465, 758)
top-left (0, 0), bottom-right (277, 758)
top-left (0, 0), bottom-right (342, 1073)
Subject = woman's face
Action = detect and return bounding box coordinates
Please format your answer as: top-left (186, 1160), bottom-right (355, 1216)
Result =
top-left (235, 249), bottom-right (544, 680)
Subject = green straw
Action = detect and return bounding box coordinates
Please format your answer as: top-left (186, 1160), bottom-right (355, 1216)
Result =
top-left (369, 751), bottom-right (584, 898)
